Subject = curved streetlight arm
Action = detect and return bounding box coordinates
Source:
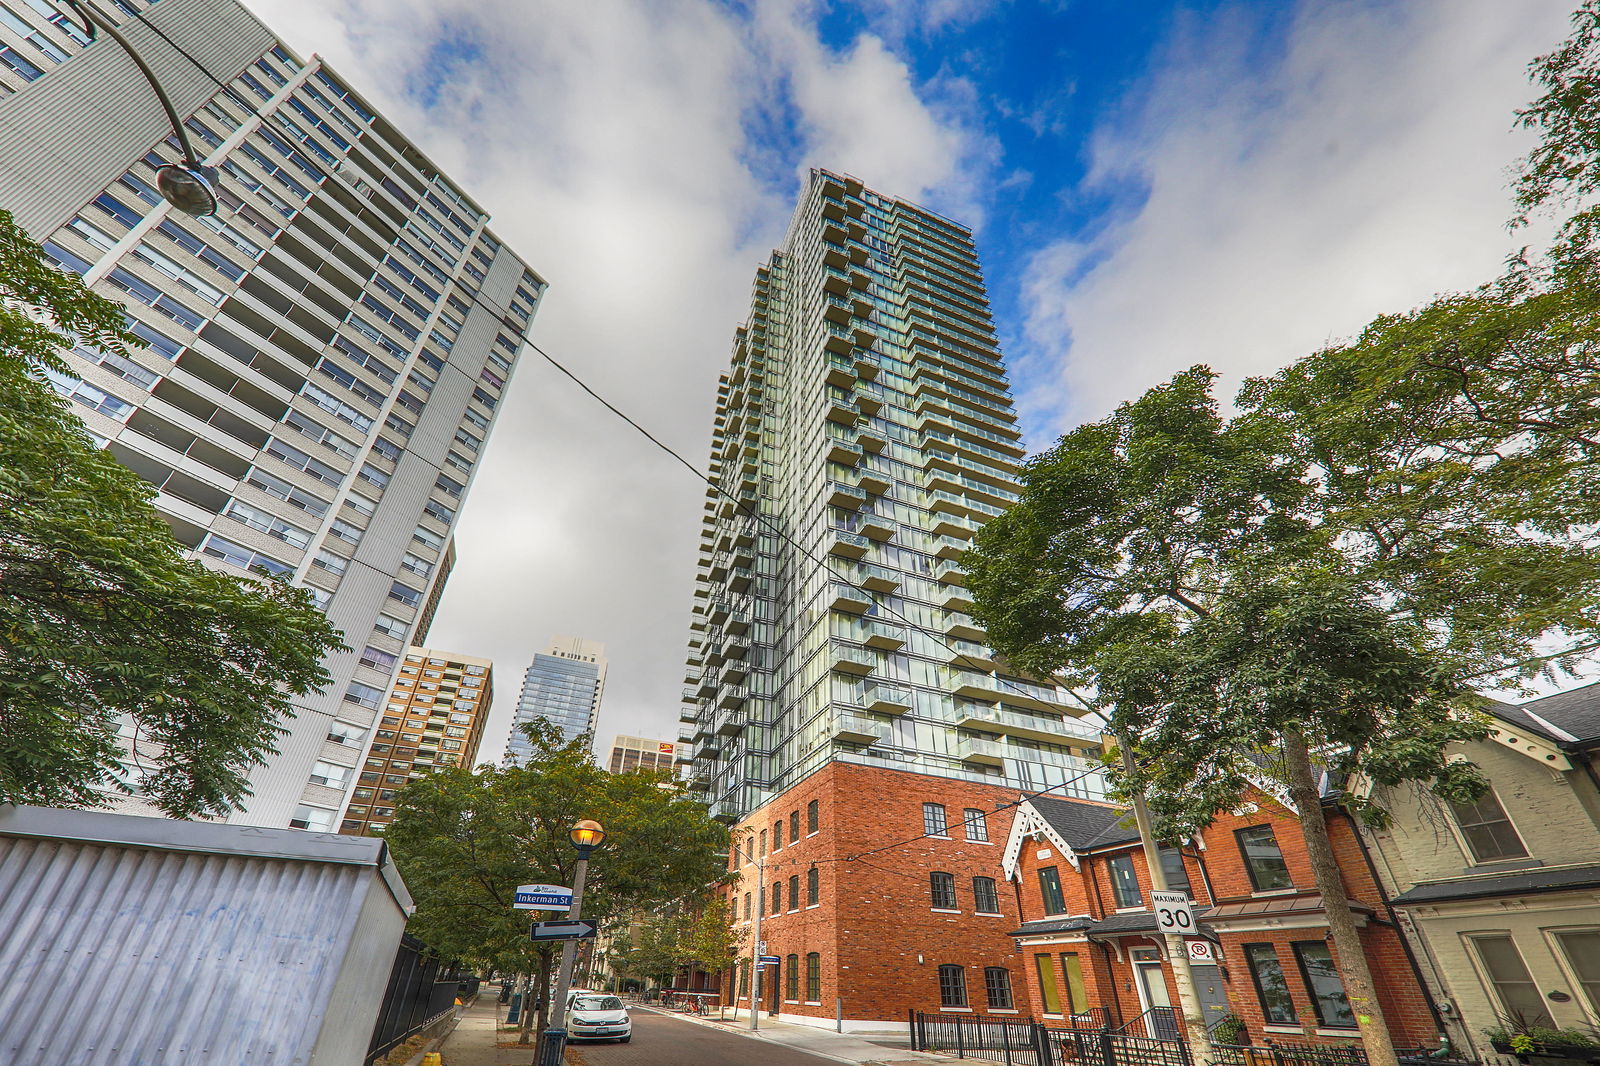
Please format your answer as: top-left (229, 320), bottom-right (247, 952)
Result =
top-left (61, 0), bottom-right (203, 166)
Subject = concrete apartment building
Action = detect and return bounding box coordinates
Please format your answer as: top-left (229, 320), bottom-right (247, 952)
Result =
top-left (338, 646), bottom-right (493, 835)
top-left (678, 169), bottom-right (1107, 1028)
top-left (505, 636), bottom-right (608, 761)
top-left (0, 0), bottom-right (543, 831)
top-left (607, 735), bottom-right (680, 774)
top-left (1364, 689), bottom-right (1600, 1059)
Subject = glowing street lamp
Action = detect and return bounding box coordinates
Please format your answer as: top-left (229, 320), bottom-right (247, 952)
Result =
top-left (539, 819), bottom-right (607, 1066)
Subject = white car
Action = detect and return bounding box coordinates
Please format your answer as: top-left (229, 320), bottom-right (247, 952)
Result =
top-left (567, 993), bottom-right (632, 1043)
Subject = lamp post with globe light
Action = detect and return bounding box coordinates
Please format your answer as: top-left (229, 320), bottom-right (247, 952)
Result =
top-left (60, 0), bottom-right (219, 215)
top-left (538, 819), bottom-right (606, 1066)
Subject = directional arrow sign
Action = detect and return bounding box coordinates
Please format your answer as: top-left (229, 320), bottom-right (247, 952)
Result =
top-left (530, 919), bottom-right (598, 942)
top-left (513, 884), bottom-right (574, 911)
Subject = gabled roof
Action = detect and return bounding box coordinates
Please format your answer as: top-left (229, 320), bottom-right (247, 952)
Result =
top-left (1513, 683), bottom-right (1600, 749)
top-left (1030, 795), bottom-right (1141, 850)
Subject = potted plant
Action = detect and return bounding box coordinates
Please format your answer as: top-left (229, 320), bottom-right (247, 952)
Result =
top-left (1211, 1014), bottom-right (1250, 1047)
top-left (1485, 1021), bottom-right (1600, 1063)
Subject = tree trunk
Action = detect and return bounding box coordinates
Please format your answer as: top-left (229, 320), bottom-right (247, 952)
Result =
top-left (1282, 728), bottom-right (1399, 1066)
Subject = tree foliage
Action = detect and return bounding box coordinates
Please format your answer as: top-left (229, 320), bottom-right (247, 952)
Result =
top-left (0, 209), bottom-right (343, 818)
top-left (382, 721), bottom-right (730, 978)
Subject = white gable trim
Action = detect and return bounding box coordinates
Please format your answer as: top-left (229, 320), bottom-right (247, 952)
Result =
top-left (1001, 801), bottom-right (1082, 880)
top-left (1486, 721), bottom-right (1573, 771)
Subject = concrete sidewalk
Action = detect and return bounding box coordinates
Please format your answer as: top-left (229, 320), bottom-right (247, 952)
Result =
top-left (430, 991), bottom-right (538, 1066)
top-left (636, 1004), bottom-right (967, 1066)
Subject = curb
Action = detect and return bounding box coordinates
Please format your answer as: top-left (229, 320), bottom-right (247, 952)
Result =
top-left (634, 1005), bottom-right (965, 1066)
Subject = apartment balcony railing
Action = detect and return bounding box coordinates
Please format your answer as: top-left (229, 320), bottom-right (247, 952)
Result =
top-left (828, 529), bottom-right (872, 559)
top-left (860, 619), bottom-right (907, 650)
top-left (854, 561), bottom-right (901, 593)
top-left (954, 702), bottom-right (1100, 744)
top-left (830, 640), bottom-right (875, 676)
top-left (956, 736), bottom-right (1007, 767)
top-left (829, 582), bottom-right (871, 614)
top-left (831, 711), bottom-right (890, 745)
top-left (863, 683), bottom-right (913, 715)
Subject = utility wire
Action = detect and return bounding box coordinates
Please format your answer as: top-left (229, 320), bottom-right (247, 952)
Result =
top-left (119, 6), bottom-right (1107, 762)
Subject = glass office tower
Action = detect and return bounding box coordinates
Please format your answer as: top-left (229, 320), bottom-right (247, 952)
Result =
top-left (0, 0), bottom-right (543, 829)
top-left (680, 170), bottom-right (1105, 821)
top-left (505, 636), bottom-right (608, 761)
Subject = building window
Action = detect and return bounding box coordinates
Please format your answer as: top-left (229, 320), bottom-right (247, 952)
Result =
top-left (1035, 954), bottom-right (1062, 1013)
top-left (773, 820), bottom-right (783, 850)
top-left (1060, 953), bottom-right (1088, 1015)
top-left (1038, 866), bottom-right (1066, 915)
top-left (1237, 825), bottom-right (1294, 891)
top-left (963, 808), bottom-right (989, 842)
top-left (771, 881), bottom-right (781, 914)
top-left (807, 866), bottom-right (819, 906)
top-left (308, 761), bottom-right (350, 789)
top-left (1159, 848), bottom-right (1192, 893)
top-left (738, 959), bottom-right (750, 998)
top-left (1292, 942), bottom-right (1355, 1029)
top-left (788, 874), bottom-right (800, 911)
top-left (923, 802), bottom-right (949, 837)
top-left (1554, 931), bottom-right (1600, 1016)
top-left (790, 809), bottom-right (800, 842)
top-left (344, 682), bottom-right (384, 709)
top-left (1107, 853), bottom-right (1143, 908)
top-left (289, 804), bottom-right (335, 831)
top-left (1450, 790), bottom-right (1528, 863)
top-left (930, 871), bottom-right (957, 910)
top-left (785, 954), bottom-right (800, 1001)
top-left (972, 876), bottom-right (1000, 914)
top-left (326, 721), bottom-right (366, 747)
top-left (1243, 944), bottom-right (1298, 1025)
top-left (984, 967), bottom-right (1014, 1010)
top-left (806, 952), bottom-right (822, 1002)
top-left (1472, 934), bottom-right (1554, 1028)
top-left (938, 964), bottom-right (968, 1008)
top-left (807, 799), bottom-right (819, 834)
top-left (760, 829), bottom-right (767, 855)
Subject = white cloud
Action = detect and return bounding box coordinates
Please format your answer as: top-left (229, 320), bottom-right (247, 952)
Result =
top-left (1014, 0), bottom-right (1576, 439)
top-left (241, 0), bottom-right (984, 762)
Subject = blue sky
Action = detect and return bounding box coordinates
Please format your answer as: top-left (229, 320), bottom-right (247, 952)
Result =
top-left (253, 0), bottom-right (1578, 754)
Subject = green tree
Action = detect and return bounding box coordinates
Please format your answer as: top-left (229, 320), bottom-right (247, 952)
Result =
top-left (382, 721), bottom-right (729, 1043)
top-left (0, 209), bottom-right (342, 818)
top-left (965, 366), bottom-right (1600, 1066)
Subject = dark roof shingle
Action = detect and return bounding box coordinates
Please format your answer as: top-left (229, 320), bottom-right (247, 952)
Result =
top-left (1030, 795), bottom-right (1140, 850)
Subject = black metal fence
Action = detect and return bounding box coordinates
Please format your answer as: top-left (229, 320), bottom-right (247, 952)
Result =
top-left (365, 934), bottom-right (465, 1065)
top-left (911, 1010), bottom-right (1477, 1066)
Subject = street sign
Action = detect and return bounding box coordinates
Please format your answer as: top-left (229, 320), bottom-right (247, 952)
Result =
top-left (513, 883), bottom-right (574, 911)
top-left (1185, 940), bottom-right (1215, 962)
top-left (1152, 890), bottom-right (1197, 934)
top-left (529, 919), bottom-right (598, 942)
top-left (758, 955), bottom-right (780, 967)
top-left (758, 940), bottom-right (768, 954)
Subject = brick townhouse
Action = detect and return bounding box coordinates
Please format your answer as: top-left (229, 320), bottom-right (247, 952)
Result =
top-left (718, 760), bottom-right (1036, 1031)
top-left (1003, 792), bottom-right (1442, 1049)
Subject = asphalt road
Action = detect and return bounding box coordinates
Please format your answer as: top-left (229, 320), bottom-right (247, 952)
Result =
top-left (564, 1009), bottom-right (841, 1066)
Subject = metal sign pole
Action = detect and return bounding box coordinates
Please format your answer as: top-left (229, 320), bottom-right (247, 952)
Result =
top-left (748, 844), bottom-right (764, 1031)
top-left (538, 853), bottom-right (592, 1066)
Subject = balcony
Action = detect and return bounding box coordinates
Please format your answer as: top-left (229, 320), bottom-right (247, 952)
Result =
top-left (855, 562), bottom-right (901, 593)
top-left (829, 582), bottom-right (871, 614)
top-left (697, 675), bottom-right (719, 698)
top-left (944, 639), bottom-right (995, 670)
top-left (935, 560), bottom-right (968, 586)
top-left (828, 439), bottom-right (864, 466)
top-left (677, 726), bottom-right (697, 744)
top-left (940, 587), bottom-right (974, 611)
top-left (698, 734), bottom-right (721, 757)
top-left (953, 671), bottom-right (1004, 702)
top-left (728, 566), bottom-right (754, 593)
top-left (931, 514), bottom-right (980, 540)
top-left (710, 799), bottom-right (742, 823)
top-left (859, 517), bottom-right (895, 542)
top-left (956, 736), bottom-right (1007, 768)
top-left (832, 712), bottom-right (889, 745)
top-left (826, 397), bottom-right (860, 424)
top-left (831, 640), bottom-right (875, 675)
top-left (955, 703), bottom-right (1101, 744)
top-left (853, 351), bottom-right (881, 380)
top-left (861, 619), bottom-right (907, 650)
top-left (824, 301), bottom-right (851, 325)
top-left (856, 469), bottom-right (892, 497)
top-left (828, 529), bottom-right (872, 559)
top-left (679, 701), bottom-right (700, 722)
top-left (717, 710), bottom-right (746, 736)
top-left (856, 427), bottom-right (888, 453)
top-left (863, 683), bottom-right (913, 715)
top-left (723, 660), bottom-right (749, 685)
top-left (829, 482), bottom-right (868, 509)
top-left (944, 611), bottom-right (985, 641)
top-left (724, 633), bottom-right (751, 660)
top-left (826, 358), bottom-right (856, 389)
top-left (718, 685), bottom-right (749, 710)
top-left (933, 535), bottom-right (969, 561)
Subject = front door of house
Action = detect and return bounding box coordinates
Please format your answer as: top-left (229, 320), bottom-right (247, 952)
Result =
top-left (1191, 964), bottom-right (1229, 1032)
top-left (1132, 948), bottom-right (1180, 1040)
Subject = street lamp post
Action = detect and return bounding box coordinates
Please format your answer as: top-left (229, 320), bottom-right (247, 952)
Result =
top-left (60, 0), bottom-right (219, 215)
top-left (538, 819), bottom-right (605, 1066)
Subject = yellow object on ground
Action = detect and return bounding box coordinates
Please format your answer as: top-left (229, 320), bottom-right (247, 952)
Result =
top-left (421, 1054), bottom-right (442, 1066)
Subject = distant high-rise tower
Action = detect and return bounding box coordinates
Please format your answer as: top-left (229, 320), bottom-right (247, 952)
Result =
top-left (680, 170), bottom-right (1107, 1026)
top-left (336, 646), bottom-right (492, 836)
top-left (607, 735), bottom-right (680, 774)
top-left (0, 0), bottom-right (544, 830)
top-left (505, 637), bottom-right (607, 760)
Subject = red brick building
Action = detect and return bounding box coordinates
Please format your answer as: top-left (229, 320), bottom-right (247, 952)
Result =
top-left (716, 760), bottom-right (1037, 1031)
top-left (1004, 792), bottom-right (1443, 1049)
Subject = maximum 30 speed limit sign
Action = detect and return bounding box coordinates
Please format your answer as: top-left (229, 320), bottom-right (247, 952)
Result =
top-left (1152, 890), bottom-right (1196, 934)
